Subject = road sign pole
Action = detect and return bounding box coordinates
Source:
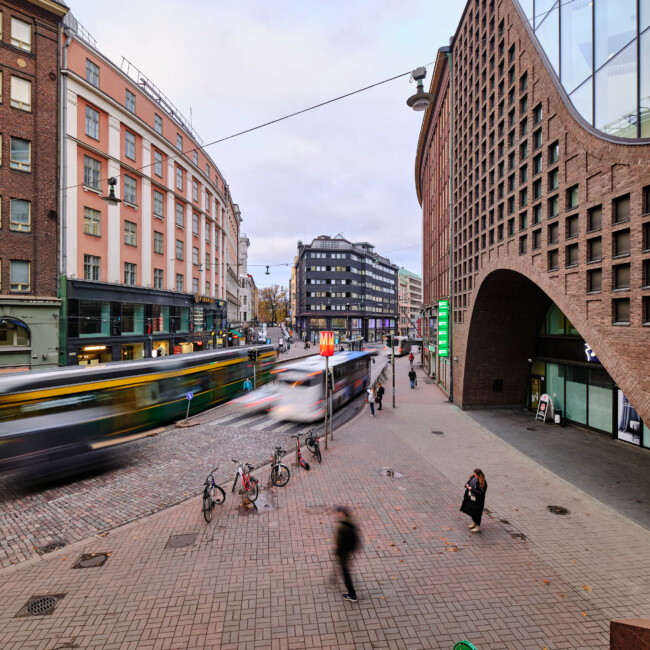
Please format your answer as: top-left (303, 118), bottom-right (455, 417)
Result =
top-left (324, 355), bottom-right (329, 450)
top-left (253, 354), bottom-right (257, 390)
top-left (392, 340), bottom-right (396, 408)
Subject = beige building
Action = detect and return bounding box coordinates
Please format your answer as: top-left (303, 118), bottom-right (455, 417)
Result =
top-left (398, 268), bottom-right (422, 339)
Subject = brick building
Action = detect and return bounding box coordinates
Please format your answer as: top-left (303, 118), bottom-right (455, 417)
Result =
top-left (416, 0), bottom-right (650, 448)
top-left (0, 0), bottom-right (67, 371)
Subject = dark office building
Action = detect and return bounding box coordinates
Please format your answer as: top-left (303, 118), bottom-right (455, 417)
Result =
top-left (294, 235), bottom-right (398, 344)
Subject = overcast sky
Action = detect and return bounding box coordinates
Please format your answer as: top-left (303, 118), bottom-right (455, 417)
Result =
top-left (71, 1), bottom-right (464, 290)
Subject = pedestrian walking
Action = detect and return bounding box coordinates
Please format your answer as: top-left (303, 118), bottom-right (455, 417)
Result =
top-left (408, 368), bottom-right (417, 389)
top-left (243, 377), bottom-right (252, 392)
top-left (376, 383), bottom-right (385, 410)
top-left (366, 387), bottom-right (376, 416)
top-left (408, 351), bottom-right (414, 366)
top-left (460, 468), bottom-right (488, 533)
top-left (333, 505), bottom-right (360, 603)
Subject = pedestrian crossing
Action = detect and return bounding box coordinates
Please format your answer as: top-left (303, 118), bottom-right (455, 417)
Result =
top-left (206, 409), bottom-right (314, 436)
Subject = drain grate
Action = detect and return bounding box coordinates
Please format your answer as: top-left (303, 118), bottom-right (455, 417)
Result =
top-left (73, 552), bottom-right (110, 569)
top-left (36, 540), bottom-right (67, 555)
top-left (547, 505), bottom-right (571, 515)
top-left (16, 594), bottom-right (65, 618)
top-left (430, 430), bottom-right (444, 435)
top-left (166, 533), bottom-right (197, 549)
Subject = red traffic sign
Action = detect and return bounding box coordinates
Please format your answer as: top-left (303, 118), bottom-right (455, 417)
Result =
top-left (319, 331), bottom-right (334, 357)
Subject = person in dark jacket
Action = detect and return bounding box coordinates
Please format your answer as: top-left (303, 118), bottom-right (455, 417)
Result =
top-left (334, 505), bottom-right (359, 602)
top-left (376, 383), bottom-right (385, 410)
top-left (460, 468), bottom-right (488, 533)
top-left (408, 368), bottom-right (417, 388)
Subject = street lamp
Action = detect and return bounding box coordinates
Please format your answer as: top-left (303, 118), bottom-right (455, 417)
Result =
top-left (102, 177), bottom-right (122, 206)
top-left (406, 67), bottom-right (434, 112)
top-left (345, 302), bottom-right (350, 348)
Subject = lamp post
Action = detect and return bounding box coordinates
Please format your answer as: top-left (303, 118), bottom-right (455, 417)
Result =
top-left (345, 302), bottom-right (350, 349)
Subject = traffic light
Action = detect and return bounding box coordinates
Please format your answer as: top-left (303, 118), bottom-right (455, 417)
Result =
top-left (385, 335), bottom-right (392, 348)
top-left (327, 371), bottom-right (334, 391)
top-left (248, 349), bottom-right (257, 362)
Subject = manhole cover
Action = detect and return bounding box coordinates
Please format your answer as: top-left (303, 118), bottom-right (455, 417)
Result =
top-left (511, 532), bottom-right (527, 541)
top-left (166, 534), bottom-right (197, 549)
top-left (36, 540), bottom-right (67, 555)
top-left (16, 594), bottom-right (65, 617)
top-left (73, 552), bottom-right (110, 569)
top-left (547, 505), bottom-right (571, 515)
top-left (378, 468), bottom-right (404, 479)
top-left (430, 430), bottom-right (444, 435)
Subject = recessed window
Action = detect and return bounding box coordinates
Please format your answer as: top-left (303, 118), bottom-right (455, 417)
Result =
top-left (520, 165), bottom-right (528, 184)
top-left (85, 105), bottom-right (99, 139)
top-left (519, 234), bottom-right (528, 254)
top-left (519, 211), bottom-right (528, 230)
top-left (533, 103), bottom-right (543, 124)
top-left (644, 297), bottom-right (650, 325)
top-left (11, 17), bottom-right (31, 52)
top-left (548, 222), bottom-right (559, 245)
top-left (548, 249), bottom-right (559, 271)
top-left (520, 140), bottom-right (528, 159)
top-left (154, 231), bottom-right (164, 254)
top-left (588, 268), bottom-right (602, 293)
top-left (153, 190), bottom-right (164, 218)
top-left (533, 203), bottom-right (542, 224)
top-left (153, 268), bottom-right (164, 290)
top-left (192, 213), bottom-right (199, 236)
top-left (10, 137), bottom-right (31, 171)
top-left (125, 89), bottom-right (136, 113)
top-left (124, 220), bottom-right (137, 246)
top-left (507, 218), bottom-right (515, 236)
top-left (176, 166), bottom-right (183, 190)
top-left (532, 229), bottom-right (542, 250)
top-left (86, 59), bottom-right (99, 87)
top-left (520, 188), bottom-right (528, 207)
top-left (154, 114), bottom-right (163, 135)
top-left (193, 151), bottom-right (198, 165)
top-left (613, 229), bottom-right (630, 257)
top-left (520, 71), bottom-right (528, 92)
top-left (565, 243), bottom-right (579, 267)
top-left (176, 274), bottom-right (184, 292)
top-left (83, 155), bottom-right (101, 189)
top-left (123, 175), bottom-right (137, 205)
top-left (612, 194), bottom-right (630, 224)
top-left (549, 141), bottom-right (559, 163)
top-left (533, 153), bottom-right (542, 175)
top-left (643, 259), bottom-right (650, 287)
top-left (613, 298), bottom-right (630, 324)
top-left (565, 185), bottom-right (578, 210)
top-left (548, 169), bottom-right (559, 190)
top-left (548, 195), bottom-right (559, 218)
top-left (205, 222), bottom-right (211, 242)
top-left (533, 128), bottom-right (542, 149)
top-left (508, 174), bottom-right (516, 192)
top-left (175, 203), bottom-right (184, 228)
top-left (587, 236), bottom-right (602, 262)
top-left (520, 118), bottom-right (528, 137)
top-left (10, 76), bottom-right (31, 111)
top-left (192, 246), bottom-right (199, 265)
top-left (533, 179), bottom-right (542, 200)
top-left (566, 214), bottom-right (579, 239)
top-left (10, 199), bottom-right (31, 231)
top-left (84, 254), bottom-right (101, 281)
top-left (192, 180), bottom-right (198, 202)
top-left (10, 260), bottom-right (30, 292)
top-left (508, 196), bottom-right (515, 214)
top-left (588, 205), bottom-right (602, 232)
top-left (497, 224), bottom-right (504, 240)
top-left (176, 134), bottom-right (183, 151)
top-left (520, 95), bottom-right (527, 115)
top-left (124, 262), bottom-right (137, 286)
top-left (643, 222), bottom-right (650, 251)
top-left (176, 239), bottom-right (184, 260)
top-left (643, 185), bottom-right (650, 215)
top-left (508, 129), bottom-right (516, 147)
top-left (83, 207), bottom-right (101, 236)
top-left (125, 130), bottom-right (136, 160)
top-left (613, 264), bottom-right (630, 290)
top-left (154, 150), bottom-right (163, 177)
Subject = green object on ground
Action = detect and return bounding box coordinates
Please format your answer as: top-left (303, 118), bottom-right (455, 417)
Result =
top-left (453, 642), bottom-right (478, 650)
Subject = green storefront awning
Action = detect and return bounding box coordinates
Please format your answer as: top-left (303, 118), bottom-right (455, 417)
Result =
top-left (229, 329), bottom-right (243, 338)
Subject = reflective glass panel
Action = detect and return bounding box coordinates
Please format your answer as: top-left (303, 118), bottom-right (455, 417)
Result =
top-left (641, 29), bottom-right (650, 136)
top-left (595, 0), bottom-right (636, 69)
top-left (519, 0), bottom-right (533, 21)
top-left (535, 3), bottom-right (560, 74)
top-left (560, 0), bottom-right (593, 93)
top-left (595, 41), bottom-right (638, 137)
top-left (569, 77), bottom-right (593, 124)
top-left (546, 363), bottom-right (564, 413)
top-left (588, 368), bottom-right (613, 433)
top-left (534, 0), bottom-right (557, 28)
top-left (643, 0), bottom-right (650, 32)
top-left (565, 366), bottom-right (587, 425)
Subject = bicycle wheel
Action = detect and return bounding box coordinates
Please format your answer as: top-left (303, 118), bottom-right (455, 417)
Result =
top-left (232, 474), bottom-right (239, 493)
top-left (271, 463), bottom-right (290, 487)
top-left (314, 445), bottom-right (322, 464)
top-left (212, 485), bottom-right (226, 505)
top-left (246, 478), bottom-right (260, 502)
top-left (203, 489), bottom-right (214, 523)
top-left (305, 437), bottom-right (316, 453)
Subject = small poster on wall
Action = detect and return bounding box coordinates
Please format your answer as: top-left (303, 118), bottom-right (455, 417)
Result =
top-left (617, 390), bottom-right (642, 445)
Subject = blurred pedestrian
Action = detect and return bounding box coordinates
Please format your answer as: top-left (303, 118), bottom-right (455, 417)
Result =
top-left (366, 387), bottom-right (376, 416)
top-left (376, 383), bottom-right (385, 410)
top-left (408, 351), bottom-right (414, 366)
top-left (243, 377), bottom-right (252, 392)
top-left (408, 368), bottom-right (417, 388)
top-left (460, 468), bottom-right (488, 533)
top-left (333, 505), bottom-right (359, 603)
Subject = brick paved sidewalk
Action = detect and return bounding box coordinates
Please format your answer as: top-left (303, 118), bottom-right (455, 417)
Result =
top-left (0, 358), bottom-right (648, 649)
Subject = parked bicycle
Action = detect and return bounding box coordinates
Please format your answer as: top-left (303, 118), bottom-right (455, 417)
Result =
top-left (270, 445), bottom-right (291, 486)
top-left (202, 466), bottom-right (226, 523)
top-left (304, 429), bottom-right (322, 464)
top-left (291, 432), bottom-right (310, 470)
top-left (231, 459), bottom-right (260, 502)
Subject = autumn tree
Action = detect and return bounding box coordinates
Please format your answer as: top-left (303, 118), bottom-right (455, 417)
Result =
top-left (258, 285), bottom-right (288, 324)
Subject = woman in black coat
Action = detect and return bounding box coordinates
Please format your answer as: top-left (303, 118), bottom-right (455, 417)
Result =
top-left (460, 468), bottom-right (487, 533)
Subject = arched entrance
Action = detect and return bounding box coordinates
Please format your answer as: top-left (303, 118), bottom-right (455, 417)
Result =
top-left (0, 317), bottom-right (32, 372)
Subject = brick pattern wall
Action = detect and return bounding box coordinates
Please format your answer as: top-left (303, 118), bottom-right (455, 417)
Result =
top-left (0, 0), bottom-right (60, 297)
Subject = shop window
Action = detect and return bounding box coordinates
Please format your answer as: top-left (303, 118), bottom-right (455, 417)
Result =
top-left (587, 236), bottom-right (602, 263)
top-left (612, 194), bottom-right (630, 224)
top-left (548, 249), bottom-right (559, 271)
top-left (566, 215), bottom-right (579, 239)
top-left (565, 243), bottom-right (579, 267)
top-left (567, 185), bottom-right (579, 209)
top-left (532, 229), bottom-right (542, 250)
top-left (0, 319), bottom-right (30, 347)
top-left (613, 264), bottom-right (630, 290)
top-left (613, 229), bottom-right (630, 257)
top-left (548, 222), bottom-right (559, 245)
top-left (613, 298), bottom-right (630, 324)
top-left (588, 205), bottom-right (602, 232)
top-left (588, 268), bottom-right (602, 293)
top-left (122, 303), bottom-right (144, 334)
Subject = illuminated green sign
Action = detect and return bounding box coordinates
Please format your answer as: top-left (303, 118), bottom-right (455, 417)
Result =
top-left (438, 299), bottom-right (449, 357)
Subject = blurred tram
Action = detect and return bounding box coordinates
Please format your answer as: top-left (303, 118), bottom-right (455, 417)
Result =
top-left (272, 350), bottom-right (374, 422)
top-left (0, 345), bottom-right (276, 473)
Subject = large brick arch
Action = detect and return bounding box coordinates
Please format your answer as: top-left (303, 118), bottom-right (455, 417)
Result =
top-left (459, 258), bottom-right (648, 423)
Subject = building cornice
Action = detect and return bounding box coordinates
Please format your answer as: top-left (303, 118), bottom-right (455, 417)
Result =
top-left (27, 0), bottom-right (68, 17)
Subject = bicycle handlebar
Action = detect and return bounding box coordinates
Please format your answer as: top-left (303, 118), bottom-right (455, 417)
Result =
top-left (207, 466), bottom-right (219, 474)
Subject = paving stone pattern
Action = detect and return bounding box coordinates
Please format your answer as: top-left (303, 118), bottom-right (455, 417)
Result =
top-left (0, 357), bottom-right (648, 648)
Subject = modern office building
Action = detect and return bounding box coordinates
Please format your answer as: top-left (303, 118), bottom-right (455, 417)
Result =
top-left (397, 268), bottom-right (423, 339)
top-left (294, 235), bottom-right (398, 344)
top-left (58, 14), bottom-right (239, 364)
top-left (0, 0), bottom-right (68, 371)
top-left (415, 0), bottom-right (650, 447)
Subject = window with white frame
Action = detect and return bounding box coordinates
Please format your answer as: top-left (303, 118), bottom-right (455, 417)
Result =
top-left (124, 220), bottom-right (137, 246)
top-left (153, 190), bottom-right (164, 218)
top-left (83, 207), bottom-right (101, 236)
top-left (124, 262), bottom-right (137, 286)
top-left (10, 76), bottom-right (31, 111)
top-left (125, 130), bottom-right (135, 160)
top-left (176, 166), bottom-right (183, 190)
top-left (205, 190), bottom-right (210, 211)
top-left (84, 254), bottom-right (101, 281)
top-left (205, 281), bottom-right (210, 295)
top-left (124, 175), bottom-right (137, 204)
top-left (192, 213), bottom-right (199, 236)
top-left (206, 163), bottom-right (210, 175)
top-left (192, 180), bottom-right (198, 201)
top-left (192, 277), bottom-right (199, 293)
top-left (193, 151), bottom-right (198, 165)
top-left (176, 273), bottom-right (184, 292)
top-left (125, 89), bottom-right (135, 113)
top-left (11, 17), bottom-right (31, 51)
top-left (176, 134), bottom-right (183, 151)
top-left (10, 199), bottom-right (30, 231)
top-left (153, 268), bottom-right (164, 289)
top-left (154, 231), bottom-right (164, 254)
top-left (154, 113), bottom-right (162, 135)
top-left (10, 260), bottom-right (30, 292)
top-left (154, 150), bottom-right (163, 176)
top-left (175, 203), bottom-right (184, 228)
top-left (192, 246), bottom-right (199, 265)
top-left (205, 222), bottom-right (211, 242)
top-left (10, 137), bottom-right (31, 171)
top-left (176, 239), bottom-right (184, 260)
top-left (205, 252), bottom-right (211, 269)
top-left (83, 155), bottom-right (101, 189)
top-left (86, 59), bottom-right (99, 87)
top-left (85, 105), bottom-right (99, 139)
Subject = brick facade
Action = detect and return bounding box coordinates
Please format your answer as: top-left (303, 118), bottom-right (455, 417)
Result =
top-left (416, 0), bottom-right (650, 424)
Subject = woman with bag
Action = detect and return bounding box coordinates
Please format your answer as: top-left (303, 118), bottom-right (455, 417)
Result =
top-left (460, 468), bottom-right (487, 533)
